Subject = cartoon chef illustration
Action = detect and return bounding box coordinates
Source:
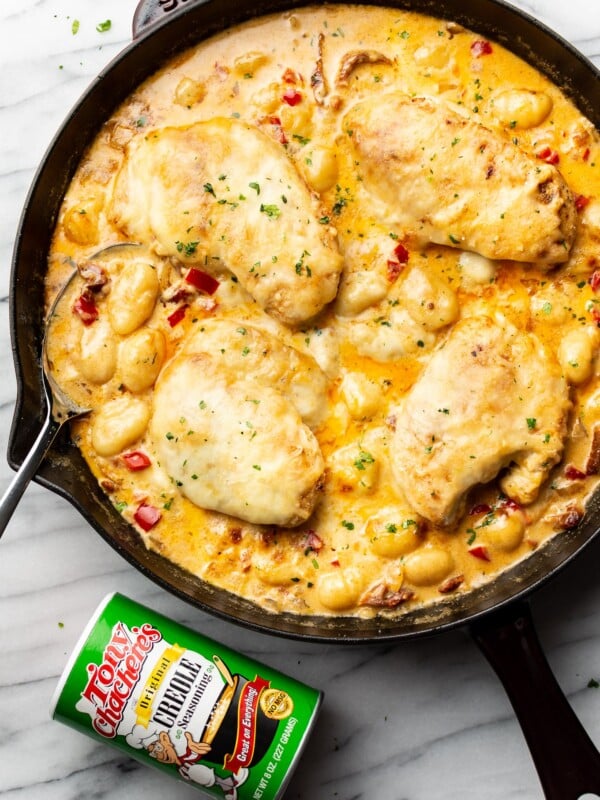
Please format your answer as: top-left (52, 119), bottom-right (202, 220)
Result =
top-left (126, 724), bottom-right (249, 800)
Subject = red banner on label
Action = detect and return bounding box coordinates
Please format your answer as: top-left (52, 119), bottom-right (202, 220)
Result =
top-left (224, 676), bottom-right (270, 772)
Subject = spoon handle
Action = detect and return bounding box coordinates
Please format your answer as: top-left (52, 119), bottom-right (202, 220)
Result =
top-left (0, 409), bottom-right (62, 538)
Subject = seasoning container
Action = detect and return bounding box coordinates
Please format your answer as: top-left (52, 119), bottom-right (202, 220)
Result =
top-left (50, 593), bottom-right (322, 799)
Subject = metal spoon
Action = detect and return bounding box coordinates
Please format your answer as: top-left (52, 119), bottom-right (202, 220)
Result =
top-left (0, 242), bottom-right (141, 538)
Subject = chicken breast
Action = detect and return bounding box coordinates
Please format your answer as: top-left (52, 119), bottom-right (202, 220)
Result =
top-left (149, 322), bottom-right (325, 526)
top-left (181, 318), bottom-right (329, 428)
top-left (109, 118), bottom-right (344, 326)
top-left (390, 315), bottom-right (570, 526)
top-left (343, 93), bottom-right (576, 264)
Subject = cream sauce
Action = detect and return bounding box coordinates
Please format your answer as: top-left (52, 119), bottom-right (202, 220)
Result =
top-left (45, 5), bottom-right (600, 618)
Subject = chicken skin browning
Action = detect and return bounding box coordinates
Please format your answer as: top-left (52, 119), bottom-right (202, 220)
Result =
top-left (109, 118), bottom-right (344, 326)
top-left (390, 316), bottom-right (570, 526)
top-left (343, 93), bottom-right (577, 264)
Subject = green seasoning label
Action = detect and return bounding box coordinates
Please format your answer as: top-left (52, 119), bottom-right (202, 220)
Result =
top-left (51, 594), bottom-right (322, 800)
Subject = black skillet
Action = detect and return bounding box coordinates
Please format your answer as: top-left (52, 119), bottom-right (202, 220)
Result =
top-left (7, 0), bottom-right (600, 795)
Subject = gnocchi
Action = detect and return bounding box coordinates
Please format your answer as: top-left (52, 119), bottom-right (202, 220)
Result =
top-left (558, 326), bottom-right (599, 385)
top-left (317, 567), bottom-right (363, 611)
top-left (91, 396), bottom-right (151, 457)
top-left (108, 261), bottom-right (160, 335)
top-left (174, 77), bottom-right (206, 107)
top-left (366, 512), bottom-right (422, 558)
top-left (301, 147), bottom-right (339, 193)
top-left (491, 88), bottom-right (553, 130)
top-left (479, 512), bottom-right (526, 553)
top-left (78, 322), bottom-right (117, 384)
top-left (63, 198), bottom-right (102, 245)
top-left (118, 328), bottom-right (166, 392)
top-left (404, 547), bottom-right (454, 587)
top-left (402, 268), bottom-right (459, 331)
top-left (328, 444), bottom-right (380, 495)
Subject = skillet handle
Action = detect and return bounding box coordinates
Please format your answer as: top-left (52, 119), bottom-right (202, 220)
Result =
top-left (132, 0), bottom-right (207, 38)
top-left (471, 601), bottom-right (600, 799)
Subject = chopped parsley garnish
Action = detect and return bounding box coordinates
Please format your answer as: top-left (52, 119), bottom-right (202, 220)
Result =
top-left (341, 520), bottom-right (355, 530)
top-left (332, 197), bottom-right (347, 215)
top-left (292, 134), bottom-right (311, 146)
top-left (176, 240), bottom-right (199, 256)
top-left (96, 19), bottom-right (112, 32)
top-left (353, 450), bottom-right (375, 470)
top-left (295, 250), bottom-right (312, 277)
top-left (260, 203), bottom-right (281, 219)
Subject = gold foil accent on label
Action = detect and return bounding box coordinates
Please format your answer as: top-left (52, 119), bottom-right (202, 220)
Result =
top-left (259, 688), bottom-right (294, 720)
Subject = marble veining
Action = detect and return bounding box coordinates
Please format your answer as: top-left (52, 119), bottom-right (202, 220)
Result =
top-left (1, 1), bottom-right (599, 798)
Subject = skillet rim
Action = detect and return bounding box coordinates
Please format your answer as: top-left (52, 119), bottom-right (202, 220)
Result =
top-left (7, 0), bottom-right (600, 642)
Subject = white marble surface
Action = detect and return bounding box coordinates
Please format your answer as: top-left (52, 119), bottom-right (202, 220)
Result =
top-left (1, 1), bottom-right (600, 798)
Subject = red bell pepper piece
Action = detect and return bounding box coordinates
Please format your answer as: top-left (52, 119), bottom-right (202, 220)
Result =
top-left (122, 451), bottom-right (152, 471)
top-left (185, 267), bottom-right (219, 295)
top-left (134, 502), bottom-right (162, 532)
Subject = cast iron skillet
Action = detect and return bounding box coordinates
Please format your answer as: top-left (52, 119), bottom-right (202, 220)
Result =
top-left (7, 0), bottom-right (600, 795)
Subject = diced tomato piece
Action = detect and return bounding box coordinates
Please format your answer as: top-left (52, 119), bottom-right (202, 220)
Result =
top-left (536, 146), bottom-right (560, 165)
top-left (73, 291), bottom-right (98, 325)
top-left (167, 304), bottom-right (188, 327)
top-left (282, 88), bottom-right (302, 106)
top-left (582, 147), bottom-right (591, 162)
top-left (575, 195), bottom-right (590, 212)
top-left (185, 267), bottom-right (219, 295)
top-left (589, 270), bottom-right (600, 292)
top-left (134, 502), bottom-right (162, 532)
top-left (330, 559), bottom-right (341, 567)
top-left (470, 40), bottom-right (493, 57)
top-left (393, 242), bottom-right (410, 263)
top-left (469, 503), bottom-right (492, 516)
top-left (565, 465), bottom-right (587, 480)
top-left (121, 451), bottom-right (151, 471)
top-left (468, 545), bottom-right (491, 562)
